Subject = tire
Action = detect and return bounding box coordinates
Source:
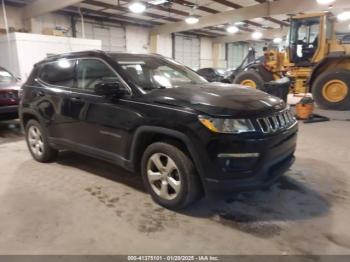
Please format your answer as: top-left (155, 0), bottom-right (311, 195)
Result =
top-left (25, 119), bottom-right (58, 163)
top-left (141, 142), bottom-right (202, 210)
top-left (234, 70), bottom-right (266, 90)
top-left (312, 69), bottom-right (350, 110)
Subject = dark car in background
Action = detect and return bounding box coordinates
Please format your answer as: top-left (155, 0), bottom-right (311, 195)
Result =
top-left (197, 68), bottom-right (232, 83)
top-left (20, 51), bottom-right (297, 209)
top-left (0, 67), bottom-right (20, 120)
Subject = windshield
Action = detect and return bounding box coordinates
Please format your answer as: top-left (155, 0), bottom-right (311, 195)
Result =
top-left (112, 55), bottom-right (207, 91)
top-left (0, 68), bottom-right (16, 84)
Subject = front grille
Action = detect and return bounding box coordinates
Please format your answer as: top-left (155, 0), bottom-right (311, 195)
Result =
top-left (257, 109), bottom-right (296, 134)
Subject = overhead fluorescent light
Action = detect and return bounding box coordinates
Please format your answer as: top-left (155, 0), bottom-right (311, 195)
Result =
top-left (185, 16), bottom-right (199, 24)
top-left (149, 0), bottom-right (168, 5)
top-left (226, 25), bottom-right (239, 34)
top-left (316, 0), bottom-right (335, 4)
top-left (129, 2), bottom-right (146, 13)
top-left (273, 37), bottom-right (283, 44)
top-left (338, 11), bottom-right (350, 21)
top-left (252, 31), bottom-right (263, 40)
top-left (234, 21), bottom-right (245, 26)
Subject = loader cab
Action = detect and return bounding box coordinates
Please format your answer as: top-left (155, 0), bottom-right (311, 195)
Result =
top-left (288, 14), bottom-right (331, 66)
top-left (288, 16), bottom-right (321, 65)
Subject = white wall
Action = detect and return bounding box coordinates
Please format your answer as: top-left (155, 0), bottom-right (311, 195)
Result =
top-left (126, 25), bottom-right (150, 53)
top-left (0, 33), bottom-right (20, 77)
top-left (200, 37), bottom-right (213, 68)
top-left (0, 5), bottom-right (24, 30)
top-left (0, 33), bottom-right (101, 80)
top-left (155, 34), bottom-right (172, 57)
top-left (30, 13), bottom-right (72, 36)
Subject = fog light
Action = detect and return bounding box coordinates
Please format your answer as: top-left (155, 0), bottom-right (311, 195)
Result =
top-left (218, 153), bottom-right (260, 158)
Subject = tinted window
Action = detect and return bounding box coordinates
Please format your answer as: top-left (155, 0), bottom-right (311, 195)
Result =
top-left (112, 56), bottom-right (207, 91)
top-left (76, 59), bottom-right (119, 91)
top-left (39, 59), bottom-right (76, 87)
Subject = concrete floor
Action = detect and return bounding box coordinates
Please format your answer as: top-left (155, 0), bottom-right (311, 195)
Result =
top-left (0, 109), bottom-right (350, 255)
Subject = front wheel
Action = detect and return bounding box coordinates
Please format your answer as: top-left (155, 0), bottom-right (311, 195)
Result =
top-left (141, 142), bottom-right (202, 210)
top-left (312, 69), bottom-right (350, 110)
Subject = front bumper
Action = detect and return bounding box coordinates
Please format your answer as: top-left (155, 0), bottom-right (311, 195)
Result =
top-left (0, 105), bottom-right (19, 119)
top-left (195, 122), bottom-right (298, 195)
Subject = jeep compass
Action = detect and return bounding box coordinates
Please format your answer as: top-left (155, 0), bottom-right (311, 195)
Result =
top-left (20, 51), bottom-right (298, 209)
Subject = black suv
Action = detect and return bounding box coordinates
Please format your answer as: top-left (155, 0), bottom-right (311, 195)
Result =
top-left (20, 50), bottom-right (298, 209)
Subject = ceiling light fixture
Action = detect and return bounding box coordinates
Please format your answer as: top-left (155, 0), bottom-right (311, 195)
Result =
top-left (149, 0), bottom-right (168, 4)
top-left (338, 11), bottom-right (350, 21)
top-left (273, 37), bottom-right (283, 44)
top-left (252, 31), bottom-right (263, 40)
top-left (316, 0), bottom-right (335, 4)
top-left (129, 2), bottom-right (146, 13)
top-left (185, 16), bottom-right (199, 24)
top-left (234, 21), bottom-right (245, 26)
top-left (226, 25), bottom-right (239, 34)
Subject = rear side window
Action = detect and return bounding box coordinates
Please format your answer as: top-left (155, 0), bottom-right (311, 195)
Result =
top-left (38, 59), bottom-right (76, 88)
top-left (76, 59), bottom-right (119, 91)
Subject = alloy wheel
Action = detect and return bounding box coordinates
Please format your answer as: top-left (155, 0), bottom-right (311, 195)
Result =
top-left (28, 126), bottom-right (44, 157)
top-left (146, 153), bottom-right (182, 200)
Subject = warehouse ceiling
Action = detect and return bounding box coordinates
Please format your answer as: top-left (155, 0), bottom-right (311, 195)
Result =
top-left (3, 0), bottom-right (291, 37)
top-left (3, 0), bottom-right (349, 38)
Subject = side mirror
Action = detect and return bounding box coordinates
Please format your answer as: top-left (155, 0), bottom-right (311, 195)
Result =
top-left (94, 82), bottom-right (127, 98)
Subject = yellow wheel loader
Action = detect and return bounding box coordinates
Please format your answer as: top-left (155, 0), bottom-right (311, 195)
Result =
top-left (233, 13), bottom-right (350, 110)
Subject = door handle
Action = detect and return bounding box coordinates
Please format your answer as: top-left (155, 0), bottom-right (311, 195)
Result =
top-left (70, 97), bottom-right (82, 102)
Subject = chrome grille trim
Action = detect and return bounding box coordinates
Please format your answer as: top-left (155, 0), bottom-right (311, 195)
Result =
top-left (257, 109), bottom-right (296, 134)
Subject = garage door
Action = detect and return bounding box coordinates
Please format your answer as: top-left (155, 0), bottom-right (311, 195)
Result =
top-left (77, 23), bottom-right (126, 52)
top-left (227, 42), bottom-right (249, 69)
top-left (174, 34), bottom-right (200, 70)
top-left (227, 42), bottom-right (268, 69)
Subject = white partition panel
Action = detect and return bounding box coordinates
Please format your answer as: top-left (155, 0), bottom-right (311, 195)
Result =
top-left (0, 33), bottom-right (101, 81)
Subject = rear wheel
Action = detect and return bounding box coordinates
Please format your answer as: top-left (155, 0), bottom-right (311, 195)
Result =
top-left (234, 70), bottom-right (265, 90)
top-left (25, 120), bottom-right (58, 162)
top-left (312, 69), bottom-right (350, 110)
top-left (141, 142), bottom-right (202, 210)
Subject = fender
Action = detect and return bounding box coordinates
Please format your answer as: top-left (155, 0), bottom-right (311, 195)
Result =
top-left (309, 53), bottom-right (350, 88)
top-left (19, 107), bottom-right (46, 130)
top-left (128, 126), bottom-right (206, 181)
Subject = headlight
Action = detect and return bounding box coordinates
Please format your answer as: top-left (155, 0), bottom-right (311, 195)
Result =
top-left (198, 115), bottom-right (255, 134)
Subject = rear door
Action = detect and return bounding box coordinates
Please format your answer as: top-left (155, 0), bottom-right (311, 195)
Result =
top-left (35, 59), bottom-right (77, 141)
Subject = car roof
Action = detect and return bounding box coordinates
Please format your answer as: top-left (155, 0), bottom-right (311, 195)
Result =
top-left (35, 50), bottom-right (163, 66)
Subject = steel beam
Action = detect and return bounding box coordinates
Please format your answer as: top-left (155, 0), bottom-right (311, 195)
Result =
top-left (213, 28), bottom-right (288, 44)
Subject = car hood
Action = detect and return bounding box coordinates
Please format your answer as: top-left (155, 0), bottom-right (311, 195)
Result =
top-left (141, 83), bottom-right (286, 117)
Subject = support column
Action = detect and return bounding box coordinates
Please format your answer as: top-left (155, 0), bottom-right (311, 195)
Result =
top-left (213, 43), bottom-right (226, 68)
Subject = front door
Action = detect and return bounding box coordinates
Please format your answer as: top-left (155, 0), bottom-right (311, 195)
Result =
top-left (64, 58), bottom-right (133, 160)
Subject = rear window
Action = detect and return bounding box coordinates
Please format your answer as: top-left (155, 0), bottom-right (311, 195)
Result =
top-left (38, 59), bottom-right (76, 88)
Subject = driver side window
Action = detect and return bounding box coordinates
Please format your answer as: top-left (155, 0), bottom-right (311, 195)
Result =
top-left (76, 59), bottom-right (119, 91)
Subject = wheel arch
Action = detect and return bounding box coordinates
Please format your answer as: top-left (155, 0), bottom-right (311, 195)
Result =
top-left (129, 126), bottom-right (205, 181)
top-left (20, 109), bottom-right (44, 129)
top-left (309, 54), bottom-right (350, 89)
